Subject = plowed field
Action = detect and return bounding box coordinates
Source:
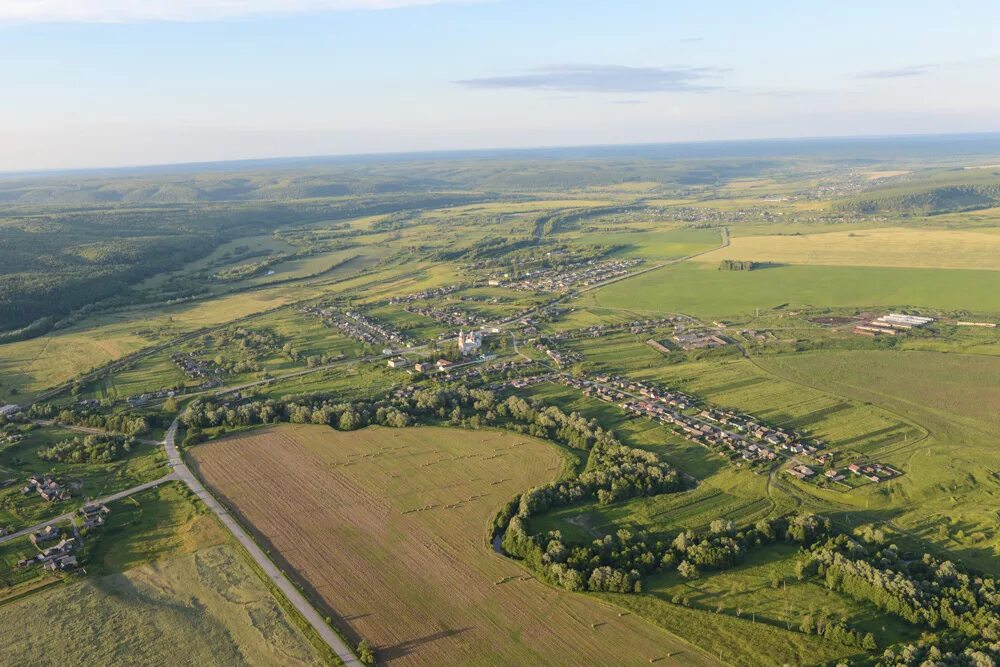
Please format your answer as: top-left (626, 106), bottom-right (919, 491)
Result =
top-left (191, 424), bottom-right (716, 667)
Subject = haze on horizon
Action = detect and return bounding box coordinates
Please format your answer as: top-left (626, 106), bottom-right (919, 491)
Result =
top-left (3, 0), bottom-right (999, 171)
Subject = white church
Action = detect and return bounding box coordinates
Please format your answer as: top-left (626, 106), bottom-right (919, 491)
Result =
top-left (457, 330), bottom-right (482, 356)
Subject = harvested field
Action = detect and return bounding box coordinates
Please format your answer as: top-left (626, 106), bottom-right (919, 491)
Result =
top-left (191, 424), bottom-right (718, 667)
top-left (695, 227), bottom-right (1000, 271)
top-left (0, 544), bottom-right (325, 667)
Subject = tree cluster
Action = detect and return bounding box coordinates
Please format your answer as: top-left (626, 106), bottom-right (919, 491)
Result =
top-left (718, 259), bottom-right (757, 271)
top-left (38, 433), bottom-right (135, 464)
top-left (28, 403), bottom-right (154, 437)
top-left (800, 531), bottom-right (1000, 661)
top-left (504, 512), bottom-right (832, 596)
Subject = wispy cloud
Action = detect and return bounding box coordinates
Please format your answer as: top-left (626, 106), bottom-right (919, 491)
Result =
top-left (856, 64), bottom-right (937, 79)
top-left (0, 0), bottom-right (467, 23)
top-left (456, 64), bottom-right (725, 93)
top-left (610, 99), bottom-right (646, 105)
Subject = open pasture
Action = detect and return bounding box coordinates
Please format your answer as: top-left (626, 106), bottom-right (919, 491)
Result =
top-left (757, 350), bottom-right (1000, 571)
top-left (191, 424), bottom-right (718, 667)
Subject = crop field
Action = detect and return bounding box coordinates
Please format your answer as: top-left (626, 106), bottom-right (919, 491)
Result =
top-left (190, 424), bottom-right (720, 667)
top-left (695, 226), bottom-right (1000, 270)
top-left (588, 261), bottom-right (1000, 317)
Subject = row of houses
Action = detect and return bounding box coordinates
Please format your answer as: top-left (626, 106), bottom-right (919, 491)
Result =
top-left (79, 502), bottom-right (111, 530)
top-left (1, 431), bottom-right (24, 445)
top-left (19, 535), bottom-right (79, 572)
top-left (387, 284), bottom-right (463, 305)
top-left (405, 304), bottom-right (489, 329)
top-left (20, 503), bottom-right (112, 574)
top-left (562, 374), bottom-right (822, 466)
top-left (847, 462), bottom-right (902, 482)
top-left (126, 387), bottom-right (182, 408)
top-left (436, 359), bottom-right (544, 387)
top-left (788, 461), bottom-right (901, 485)
top-left (0, 404), bottom-right (21, 419)
top-left (170, 352), bottom-right (223, 390)
top-left (305, 306), bottom-right (410, 348)
top-left (491, 258), bottom-right (642, 293)
top-left (544, 317), bottom-right (681, 342)
top-left (538, 343), bottom-right (581, 367)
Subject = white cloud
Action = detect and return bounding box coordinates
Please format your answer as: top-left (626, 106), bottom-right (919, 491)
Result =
top-left (0, 0), bottom-right (465, 23)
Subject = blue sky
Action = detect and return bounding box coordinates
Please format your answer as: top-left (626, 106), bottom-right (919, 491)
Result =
top-left (2, 0), bottom-right (999, 170)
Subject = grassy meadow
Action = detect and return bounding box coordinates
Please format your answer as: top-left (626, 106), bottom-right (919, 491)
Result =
top-left (1, 482), bottom-right (337, 666)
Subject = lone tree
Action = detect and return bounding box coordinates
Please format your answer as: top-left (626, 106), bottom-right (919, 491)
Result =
top-left (357, 639), bottom-right (376, 665)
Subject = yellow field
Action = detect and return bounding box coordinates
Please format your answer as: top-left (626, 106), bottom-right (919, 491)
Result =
top-left (192, 424), bottom-right (718, 667)
top-left (0, 545), bottom-right (326, 666)
top-left (696, 226), bottom-right (1000, 270)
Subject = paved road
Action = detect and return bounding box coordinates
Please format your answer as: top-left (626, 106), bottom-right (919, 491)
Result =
top-left (0, 473), bottom-right (177, 546)
top-left (162, 420), bottom-right (362, 667)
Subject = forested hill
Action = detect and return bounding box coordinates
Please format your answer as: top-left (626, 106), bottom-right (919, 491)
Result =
top-left (0, 193), bottom-right (485, 338)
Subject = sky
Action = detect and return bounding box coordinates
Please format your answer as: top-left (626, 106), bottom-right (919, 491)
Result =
top-left (1, 0), bottom-right (999, 171)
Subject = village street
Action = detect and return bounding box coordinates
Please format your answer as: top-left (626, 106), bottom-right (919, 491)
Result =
top-left (0, 472), bottom-right (177, 546)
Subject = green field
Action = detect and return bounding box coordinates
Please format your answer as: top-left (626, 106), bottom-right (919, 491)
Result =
top-left (590, 261), bottom-right (1000, 317)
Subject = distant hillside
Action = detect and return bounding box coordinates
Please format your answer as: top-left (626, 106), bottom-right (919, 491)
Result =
top-left (835, 169), bottom-right (1000, 215)
top-left (0, 192), bottom-right (486, 336)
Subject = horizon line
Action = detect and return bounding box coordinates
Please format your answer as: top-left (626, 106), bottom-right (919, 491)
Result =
top-left (4, 129), bottom-right (1000, 180)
